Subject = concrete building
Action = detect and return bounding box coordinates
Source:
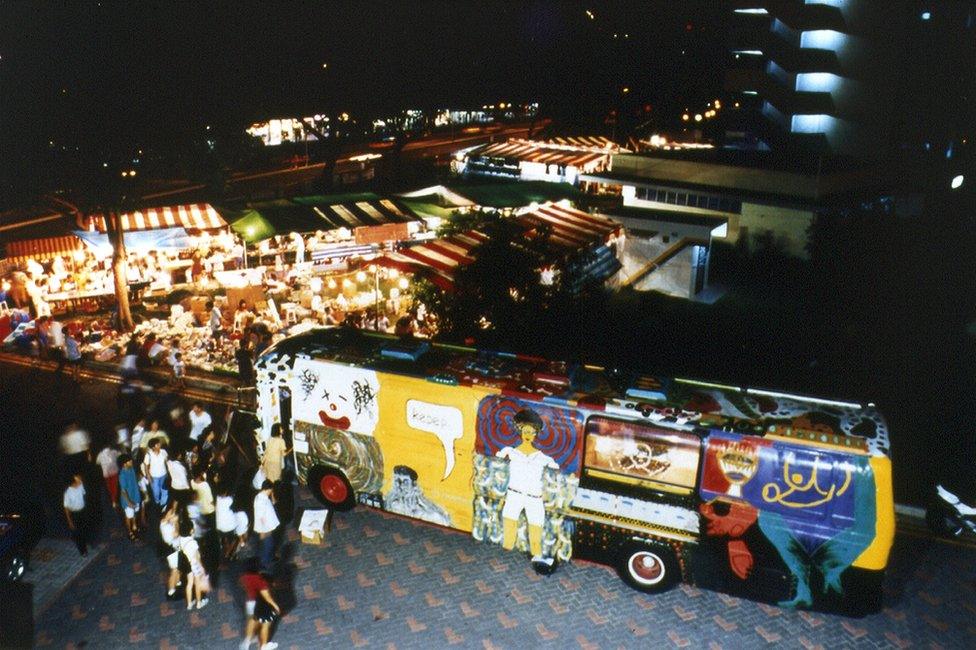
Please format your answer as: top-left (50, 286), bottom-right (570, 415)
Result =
top-left (581, 149), bottom-right (883, 258)
top-left (604, 207), bottom-right (726, 301)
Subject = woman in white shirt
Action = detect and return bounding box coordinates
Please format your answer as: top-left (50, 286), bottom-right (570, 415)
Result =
top-left (178, 520), bottom-right (210, 610)
top-left (142, 440), bottom-right (169, 508)
top-left (166, 451), bottom-right (190, 503)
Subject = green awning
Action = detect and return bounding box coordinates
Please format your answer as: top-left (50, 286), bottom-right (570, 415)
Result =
top-left (399, 199), bottom-right (457, 221)
top-left (227, 209), bottom-right (276, 243)
top-left (446, 181), bottom-right (587, 209)
top-left (292, 192), bottom-right (380, 207)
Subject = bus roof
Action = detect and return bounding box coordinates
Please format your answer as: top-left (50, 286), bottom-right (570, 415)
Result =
top-left (257, 327), bottom-right (890, 457)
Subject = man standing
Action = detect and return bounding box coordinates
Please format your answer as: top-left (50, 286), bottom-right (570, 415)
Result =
top-left (207, 300), bottom-right (223, 340)
top-left (188, 403), bottom-right (212, 442)
top-left (118, 454), bottom-right (142, 540)
top-left (59, 422), bottom-right (91, 477)
top-left (94, 444), bottom-right (121, 511)
top-left (63, 473), bottom-right (92, 556)
top-left (253, 480), bottom-right (280, 571)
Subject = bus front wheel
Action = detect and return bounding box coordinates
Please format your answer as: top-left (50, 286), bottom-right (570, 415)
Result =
top-left (617, 543), bottom-right (679, 593)
top-left (308, 466), bottom-right (356, 511)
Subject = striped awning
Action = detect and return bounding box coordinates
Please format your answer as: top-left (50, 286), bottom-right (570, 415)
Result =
top-left (89, 203), bottom-right (225, 233)
top-left (4, 235), bottom-right (84, 262)
top-left (374, 230), bottom-right (489, 291)
top-left (516, 203), bottom-right (621, 253)
top-left (309, 199), bottom-right (418, 230)
top-left (473, 141), bottom-right (610, 170)
top-left (529, 136), bottom-right (622, 151)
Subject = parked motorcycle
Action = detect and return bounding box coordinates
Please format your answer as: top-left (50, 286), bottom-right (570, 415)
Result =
top-left (926, 485), bottom-right (976, 538)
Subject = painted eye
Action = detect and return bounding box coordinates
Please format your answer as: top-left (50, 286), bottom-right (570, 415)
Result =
top-left (712, 501), bottom-right (731, 517)
top-left (330, 404), bottom-right (337, 411)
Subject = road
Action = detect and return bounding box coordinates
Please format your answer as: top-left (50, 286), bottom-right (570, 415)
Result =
top-left (2, 358), bottom-right (974, 649)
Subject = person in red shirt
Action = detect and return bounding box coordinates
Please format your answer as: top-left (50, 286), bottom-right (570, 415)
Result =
top-left (239, 558), bottom-right (281, 650)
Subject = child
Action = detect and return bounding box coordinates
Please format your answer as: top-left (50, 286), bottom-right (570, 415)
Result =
top-left (172, 351), bottom-right (186, 390)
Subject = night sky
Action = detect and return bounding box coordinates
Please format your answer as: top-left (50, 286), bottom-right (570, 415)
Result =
top-left (0, 1), bottom-right (724, 203)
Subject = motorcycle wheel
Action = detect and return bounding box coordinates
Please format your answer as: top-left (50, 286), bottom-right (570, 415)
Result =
top-left (926, 506), bottom-right (964, 537)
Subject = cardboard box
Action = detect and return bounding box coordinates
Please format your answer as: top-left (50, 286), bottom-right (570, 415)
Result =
top-left (298, 509), bottom-right (331, 545)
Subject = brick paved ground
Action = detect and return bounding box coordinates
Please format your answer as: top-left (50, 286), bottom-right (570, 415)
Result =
top-left (32, 493), bottom-right (975, 650)
top-left (27, 537), bottom-right (107, 616)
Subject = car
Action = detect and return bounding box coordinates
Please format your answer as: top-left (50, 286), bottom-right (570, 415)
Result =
top-left (0, 514), bottom-right (30, 582)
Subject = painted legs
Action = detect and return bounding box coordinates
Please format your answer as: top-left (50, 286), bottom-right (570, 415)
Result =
top-left (501, 516), bottom-right (544, 557)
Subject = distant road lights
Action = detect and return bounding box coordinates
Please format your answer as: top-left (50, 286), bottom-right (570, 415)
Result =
top-left (322, 63), bottom-right (328, 69)
top-left (951, 174), bottom-right (964, 189)
top-left (120, 169), bottom-right (137, 178)
top-left (682, 113), bottom-right (690, 122)
top-left (921, 11), bottom-right (931, 20)
top-left (622, 87), bottom-right (630, 94)
top-left (714, 99), bottom-right (722, 109)
top-left (694, 114), bottom-right (703, 122)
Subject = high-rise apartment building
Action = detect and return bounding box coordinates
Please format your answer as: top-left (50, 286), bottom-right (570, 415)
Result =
top-left (726, 0), bottom-right (974, 178)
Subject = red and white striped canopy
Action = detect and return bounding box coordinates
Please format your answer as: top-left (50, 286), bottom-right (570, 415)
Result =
top-left (4, 235), bottom-right (84, 262)
top-left (474, 141), bottom-right (609, 170)
top-left (374, 230), bottom-right (489, 291)
top-left (89, 203), bottom-right (225, 233)
top-left (515, 203), bottom-right (621, 252)
top-left (525, 136), bottom-right (622, 151)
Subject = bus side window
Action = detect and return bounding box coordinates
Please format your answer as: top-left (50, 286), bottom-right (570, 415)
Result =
top-left (582, 417), bottom-right (701, 493)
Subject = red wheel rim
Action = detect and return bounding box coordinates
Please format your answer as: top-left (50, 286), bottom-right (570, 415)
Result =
top-left (630, 552), bottom-right (664, 584)
top-left (320, 475), bottom-right (348, 504)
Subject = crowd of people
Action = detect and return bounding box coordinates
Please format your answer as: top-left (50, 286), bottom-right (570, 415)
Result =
top-left (57, 393), bottom-right (292, 650)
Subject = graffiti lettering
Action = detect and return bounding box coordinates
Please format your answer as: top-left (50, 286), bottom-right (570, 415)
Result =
top-left (299, 368), bottom-right (319, 400)
top-left (351, 380), bottom-right (376, 416)
top-left (761, 453), bottom-right (852, 509)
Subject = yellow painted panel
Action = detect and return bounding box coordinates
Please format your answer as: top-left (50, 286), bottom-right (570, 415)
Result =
top-left (374, 374), bottom-right (498, 533)
top-left (853, 455), bottom-right (894, 570)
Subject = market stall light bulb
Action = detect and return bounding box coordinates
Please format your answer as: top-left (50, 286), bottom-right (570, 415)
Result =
top-left (398, 277), bottom-right (409, 290)
top-left (388, 269), bottom-right (399, 279)
top-left (356, 271), bottom-right (367, 283)
top-left (327, 279), bottom-right (337, 289)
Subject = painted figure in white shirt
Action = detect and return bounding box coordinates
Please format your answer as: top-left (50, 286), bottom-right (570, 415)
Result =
top-left (496, 409), bottom-right (557, 558)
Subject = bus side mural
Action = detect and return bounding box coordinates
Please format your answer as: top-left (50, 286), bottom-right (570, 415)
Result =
top-left (696, 432), bottom-right (878, 609)
top-left (252, 328), bottom-right (894, 615)
top-left (473, 397), bottom-right (582, 568)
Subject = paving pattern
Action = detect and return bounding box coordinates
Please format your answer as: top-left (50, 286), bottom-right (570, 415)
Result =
top-left (31, 493), bottom-right (976, 650)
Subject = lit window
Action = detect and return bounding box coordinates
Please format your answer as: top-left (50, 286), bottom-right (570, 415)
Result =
top-left (799, 29), bottom-right (848, 51)
top-left (795, 72), bottom-right (843, 93)
top-left (734, 8), bottom-right (769, 15)
top-left (791, 114), bottom-right (838, 134)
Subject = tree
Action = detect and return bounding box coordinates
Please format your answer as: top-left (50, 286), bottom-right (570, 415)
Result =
top-left (106, 207), bottom-right (135, 331)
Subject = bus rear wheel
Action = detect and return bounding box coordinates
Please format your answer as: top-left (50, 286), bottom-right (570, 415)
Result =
top-left (308, 466), bottom-right (356, 511)
top-left (617, 543), bottom-right (679, 593)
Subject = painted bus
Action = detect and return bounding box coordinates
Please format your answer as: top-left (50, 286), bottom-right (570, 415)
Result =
top-left (252, 327), bottom-right (894, 615)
